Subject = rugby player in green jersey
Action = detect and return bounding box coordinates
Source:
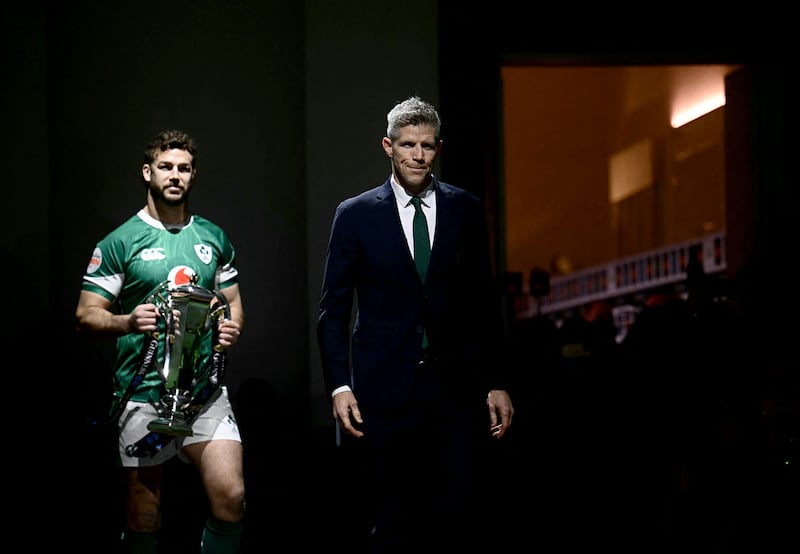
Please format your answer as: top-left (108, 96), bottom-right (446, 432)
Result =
top-left (76, 129), bottom-right (246, 553)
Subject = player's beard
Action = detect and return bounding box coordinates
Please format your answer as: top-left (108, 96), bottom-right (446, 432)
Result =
top-left (150, 183), bottom-right (190, 207)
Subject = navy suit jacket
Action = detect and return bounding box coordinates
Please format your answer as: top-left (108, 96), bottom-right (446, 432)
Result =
top-left (317, 176), bottom-right (507, 412)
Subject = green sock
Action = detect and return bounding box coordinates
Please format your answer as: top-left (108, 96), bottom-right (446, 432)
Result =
top-left (201, 517), bottom-right (242, 554)
top-left (120, 528), bottom-right (158, 554)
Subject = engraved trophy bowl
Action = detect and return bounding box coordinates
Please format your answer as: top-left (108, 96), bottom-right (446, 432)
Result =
top-left (146, 279), bottom-right (228, 436)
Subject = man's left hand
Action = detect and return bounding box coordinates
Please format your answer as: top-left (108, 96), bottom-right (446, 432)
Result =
top-left (487, 389), bottom-right (514, 439)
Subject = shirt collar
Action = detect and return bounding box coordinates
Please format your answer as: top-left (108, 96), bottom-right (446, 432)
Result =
top-left (390, 175), bottom-right (434, 207)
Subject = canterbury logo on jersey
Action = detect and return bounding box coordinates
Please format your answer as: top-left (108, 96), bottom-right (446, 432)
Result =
top-left (141, 248), bottom-right (167, 261)
top-left (139, 244), bottom-right (212, 264)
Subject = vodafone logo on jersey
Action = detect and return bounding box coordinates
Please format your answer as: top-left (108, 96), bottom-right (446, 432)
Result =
top-left (168, 266), bottom-right (198, 288)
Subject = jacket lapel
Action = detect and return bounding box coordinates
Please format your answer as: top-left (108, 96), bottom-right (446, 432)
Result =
top-left (428, 177), bottom-right (454, 278)
top-left (375, 179), bottom-right (418, 276)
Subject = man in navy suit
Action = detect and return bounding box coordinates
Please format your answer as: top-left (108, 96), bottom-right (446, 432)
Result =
top-left (317, 96), bottom-right (514, 553)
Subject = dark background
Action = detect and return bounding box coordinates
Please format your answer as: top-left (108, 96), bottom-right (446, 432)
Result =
top-left (4, 2), bottom-right (794, 551)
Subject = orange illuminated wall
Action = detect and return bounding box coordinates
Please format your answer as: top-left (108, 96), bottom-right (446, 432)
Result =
top-left (501, 64), bottom-right (736, 281)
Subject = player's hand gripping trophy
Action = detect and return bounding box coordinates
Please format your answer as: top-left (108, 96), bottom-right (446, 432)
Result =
top-left (145, 276), bottom-right (230, 436)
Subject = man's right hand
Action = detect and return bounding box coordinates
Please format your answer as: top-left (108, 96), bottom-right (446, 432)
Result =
top-left (128, 302), bottom-right (162, 334)
top-left (332, 390), bottom-right (364, 438)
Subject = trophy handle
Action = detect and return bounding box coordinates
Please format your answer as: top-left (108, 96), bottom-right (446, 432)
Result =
top-left (209, 289), bottom-right (232, 332)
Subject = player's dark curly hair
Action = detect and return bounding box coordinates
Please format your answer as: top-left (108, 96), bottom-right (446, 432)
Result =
top-left (144, 129), bottom-right (198, 166)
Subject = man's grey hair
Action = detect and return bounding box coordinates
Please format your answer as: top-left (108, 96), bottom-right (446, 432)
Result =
top-left (386, 96), bottom-right (441, 141)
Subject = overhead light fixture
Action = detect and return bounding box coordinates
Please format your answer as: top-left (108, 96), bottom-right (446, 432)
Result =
top-left (671, 94), bottom-right (726, 128)
top-left (669, 65), bottom-right (738, 128)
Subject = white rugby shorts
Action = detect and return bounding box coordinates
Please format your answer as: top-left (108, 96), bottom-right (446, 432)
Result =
top-left (117, 385), bottom-right (241, 467)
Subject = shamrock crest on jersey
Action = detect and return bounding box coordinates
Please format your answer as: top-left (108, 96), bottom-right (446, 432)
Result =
top-left (195, 243), bottom-right (213, 265)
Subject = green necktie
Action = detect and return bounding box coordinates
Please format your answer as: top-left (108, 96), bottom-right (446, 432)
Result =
top-left (411, 196), bottom-right (431, 282)
top-left (411, 196), bottom-right (430, 348)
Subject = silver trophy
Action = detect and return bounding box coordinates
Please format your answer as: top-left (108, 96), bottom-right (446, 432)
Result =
top-left (145, 278), bottom-right (229, 436)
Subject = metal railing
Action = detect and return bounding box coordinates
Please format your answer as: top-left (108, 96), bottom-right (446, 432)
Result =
top-left (518, 231), bottom-right (726, 317)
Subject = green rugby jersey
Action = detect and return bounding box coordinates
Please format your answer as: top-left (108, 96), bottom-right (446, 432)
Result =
top-left (81, 208), bottom-right (239, 406)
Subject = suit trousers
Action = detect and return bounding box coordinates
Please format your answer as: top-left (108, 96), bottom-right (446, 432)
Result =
top-left (348, 354), bottom-right (489, 553)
